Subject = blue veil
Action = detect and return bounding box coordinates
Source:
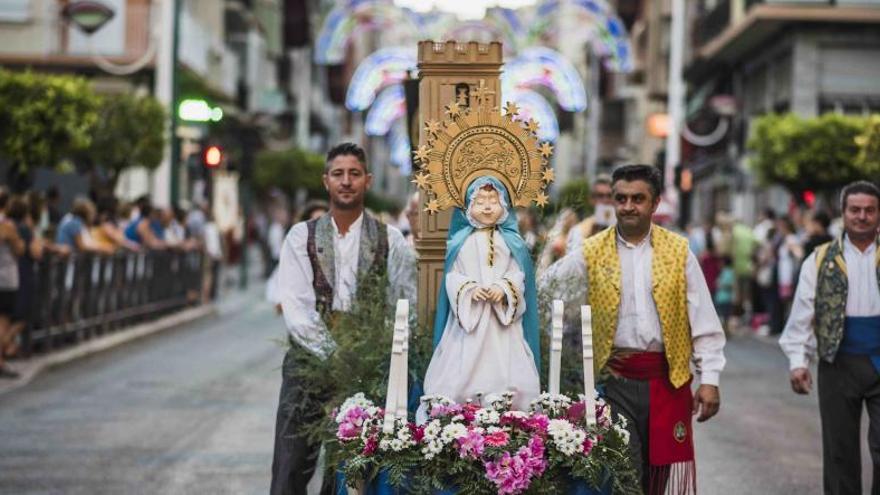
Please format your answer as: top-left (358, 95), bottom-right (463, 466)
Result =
top-left (431, 176), bottom-right (541, 371)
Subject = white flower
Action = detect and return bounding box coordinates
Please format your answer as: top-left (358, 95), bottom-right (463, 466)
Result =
top-left (475, 409), bottom-right (500, 426)
top-left (614, 424), bottom-right (631, 445)
top-left (529, 392), bottom-right (572, 416)
top-left (423, 419), bottom-right (442, 441)
top-left (420, 394), bottom-right (454, 408)
top-left (617, 413), bottom-right (629, 429)
top-left (440, 423), bottom-right (468, 444)
top-left (548, 419), bottom-right (587, 456)
top-left (421, 439), bottom-right (444, 459)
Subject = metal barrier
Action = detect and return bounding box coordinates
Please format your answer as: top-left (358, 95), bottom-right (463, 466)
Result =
top-left (21, 250), bottom-right (205, 356)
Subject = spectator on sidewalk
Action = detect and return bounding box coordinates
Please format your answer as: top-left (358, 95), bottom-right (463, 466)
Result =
top-left (715, 256), bottom-right (735, 334)
top-left (7, 195), bottom-right (43, 359)
top-left (0, 188), bottom-right (24, 378)
top-left (803, 211), bottom-right (834, 261)
top-left (91, 198), bottom-right (139, 253)
top-left (56, 197), bottom-right (110, 255)
top-left (124, 198), bottom-right (166, 250)
top-left (202, 210), bottom-right (224, 302)
top-left (775, 217), bottom-right (803, 334)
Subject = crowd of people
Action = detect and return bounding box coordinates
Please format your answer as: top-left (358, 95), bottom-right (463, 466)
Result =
top-left (0, 186), bottom-right (226, 379)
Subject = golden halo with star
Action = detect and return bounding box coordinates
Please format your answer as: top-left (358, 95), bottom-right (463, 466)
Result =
top-left (411, 80), bottom-right (554, 214)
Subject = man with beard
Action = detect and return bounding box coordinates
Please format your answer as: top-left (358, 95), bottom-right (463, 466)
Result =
top-left (540, 164), bottom-right (725, 494)
top-left (780, 181), bottom-right (880, 495)
top-left (270, 143), bottom-right (416, 495)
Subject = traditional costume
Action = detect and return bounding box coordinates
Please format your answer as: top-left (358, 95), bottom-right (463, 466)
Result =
top-left (540, 224), bottom-right (726, 495)
top-left (423, 177), bottom-right (541, 411)
top-left (780, 235), bottom-right (880, 495)
top-left (271, 212), bottom-right (416, 495)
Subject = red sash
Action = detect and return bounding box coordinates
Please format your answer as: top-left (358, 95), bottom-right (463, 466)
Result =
top-left (609, 352), bottom-right (696, 495)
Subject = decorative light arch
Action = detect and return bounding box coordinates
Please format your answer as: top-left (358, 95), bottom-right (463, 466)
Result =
top-left (365, 85), bottom-right (406, 136)
top-left (506, 88), bottom-right (560, 142)
top-left (502, 47), bottom-right (588, 112)
top-left (531, 0), bottom-right (632, 72)
top-left (388, 122), bottom-right (412, 175)
top-left (345, 47), bottom-right (416, 111)
top-left (314, 1), bottom-right (419, 65)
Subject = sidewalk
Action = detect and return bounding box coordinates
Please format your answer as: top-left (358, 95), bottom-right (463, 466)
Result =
top-left (0, 274), bottom-right (265, 397)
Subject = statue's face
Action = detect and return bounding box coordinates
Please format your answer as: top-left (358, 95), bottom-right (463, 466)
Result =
top-left (469, 186), bottom-right (504, 226)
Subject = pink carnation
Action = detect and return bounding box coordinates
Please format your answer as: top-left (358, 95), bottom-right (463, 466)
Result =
top-left (455, 428), bottom-right (485, 458)
top-left (407, 423), bottom-right (425, 443)
top-left (484, 430), bottom-right (510, 447)
top-left (362, 435), bottom-right (378, 456)
top-left (582, 436), bottom-right (594, 455)
top-left (525, 413), bottom-right (549, 433)
top-left (336, 406), bottom-right (370, 441)
top-left (566, 401), bottom-right (586, 422)
top-left (483, 435), bottom-right (547, 494)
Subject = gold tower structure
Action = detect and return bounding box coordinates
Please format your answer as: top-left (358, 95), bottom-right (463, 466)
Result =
top-left (415, 40), bottom-right (503, 326)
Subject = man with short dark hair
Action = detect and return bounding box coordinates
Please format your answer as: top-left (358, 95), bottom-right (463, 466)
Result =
top-left (270, 142), bottom-right (416, 495)
top-left (565, 173), bottom-right (614, 254)
top-left (780, 180), bottom-right (880, 495)
top-left (540, 164), bottom-right (725, 494)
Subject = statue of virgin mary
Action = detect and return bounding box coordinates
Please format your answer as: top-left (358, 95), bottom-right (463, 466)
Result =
top-left (422, 176), bottom-right (541, 411)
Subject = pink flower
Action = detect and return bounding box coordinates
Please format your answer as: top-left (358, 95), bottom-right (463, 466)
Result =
top-left (407, 423), bottom-right (425, 443)
top-left (525, 413), bottom-right (549, 433)
top-left (484, 430), bottom-right (509, 447)
top-left (455, 428), bottom-right (485, 459)
top-left (483, 435), bottom-right (547, 494)
top-left (362, 435), bottom-right (378, 456)
top-left (582, 436), bottom-right (594, 455)
top-left (430, 403), bottom-right (463, 418)
top-left (336, 406), bottom-right (370, 441)
top-left (566, 401), bottom-right (586, 422)
top-left (461, 403), bottom-right (480, 424)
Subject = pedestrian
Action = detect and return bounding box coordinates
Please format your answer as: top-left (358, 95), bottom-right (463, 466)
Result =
top-left (0, 188), bottom-right (25, 378)
top-left (803, 211), bottom-right (834, 260)
top-left (55, 197), bottom-right (108, 254)
top-left (270, 143), bottom-right (416, 495)
top-left (7, 195), bottom-right (43, 358)
top-left (123, 197), bottom-right (166, 250)
top-left (715, 256), bottom-right (735, 334)
top-left (775, 216), bottom-right (803, 333)
top-left (779, 180), bottom-right (880, 495)
top-left (539, 164), bottom-right (725, 495)
top-left (565, 173), bottom-right (615, 254)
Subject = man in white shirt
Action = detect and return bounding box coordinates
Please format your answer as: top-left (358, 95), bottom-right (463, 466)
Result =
top-left (565, 173), bottom-right (615, 255)
top-left (270, 143), bottom-right (416, 495)
top-left (780, 181), bottom-right (880, 495)
top-left (540, 165), bottom-right (725, 495)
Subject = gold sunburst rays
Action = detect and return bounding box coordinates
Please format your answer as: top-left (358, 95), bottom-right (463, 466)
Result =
top-left (414, 81), bottom-right (554, 213)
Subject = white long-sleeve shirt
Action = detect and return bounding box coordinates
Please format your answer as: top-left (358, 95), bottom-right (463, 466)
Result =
top-left (779, 237), bottom-right (880, 370)
top-left (276, 213), bottom-right (417, 357)
top-left (539, 228), bottom-right (727, 386)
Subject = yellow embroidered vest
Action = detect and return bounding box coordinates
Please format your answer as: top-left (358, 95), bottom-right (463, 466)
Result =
top-left (583, 225), bottom-right (692, 388)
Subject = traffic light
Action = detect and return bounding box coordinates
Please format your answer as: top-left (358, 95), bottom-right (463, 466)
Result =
top-left (203, 145), bottom-right (223, 168)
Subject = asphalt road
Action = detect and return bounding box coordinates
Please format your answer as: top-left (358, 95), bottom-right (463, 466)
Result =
top-left (0, 291), bottom-right (870, 494)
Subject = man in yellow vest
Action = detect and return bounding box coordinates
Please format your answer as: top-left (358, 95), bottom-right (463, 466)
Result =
top-left (540, 164), bottom-right (726, 494)
top-left (780, 181), bottom-right (880, 495)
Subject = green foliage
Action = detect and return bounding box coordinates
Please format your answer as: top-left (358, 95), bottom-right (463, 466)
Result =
top-left (747, 113), bottom-right (872, 194)
top-left (0, 69), bottom-right (100, 173)
top-left (856, 115), bottom-right (880, 173)
top-left (551, 178), bottom-right (593, 218)
top-left (365, 191), bottom-right (401, 214)
top-left (253, 147), bottom-right (327, 197)
top-left (87, 92), bottom-right (166, 182)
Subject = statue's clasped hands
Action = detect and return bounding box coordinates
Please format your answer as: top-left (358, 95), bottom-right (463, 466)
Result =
top-left (472, 285), bottom-right (505, 303)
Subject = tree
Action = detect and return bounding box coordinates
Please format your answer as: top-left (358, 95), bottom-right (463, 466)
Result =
top-left (87, 92), bottom-right (166, 188)
top-left (747, 113), bottom-right (869, 196)
top-left (855, 114), bottom-right (880, 175)
top-left (0, 70), bottom-right (100, 184)
top-left (253, 147), bottom-right (326, 198)
top-left (552, 177), bottom-right (593, 218)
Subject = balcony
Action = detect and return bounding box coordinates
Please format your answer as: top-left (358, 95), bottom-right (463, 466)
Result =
top-left (180, 9), bottom-right (241, 100)
top-left (686, 0), bottom-right (880, 82)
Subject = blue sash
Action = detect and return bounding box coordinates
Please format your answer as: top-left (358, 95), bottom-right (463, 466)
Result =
top-left (839, 316), bottom-right (880, 373)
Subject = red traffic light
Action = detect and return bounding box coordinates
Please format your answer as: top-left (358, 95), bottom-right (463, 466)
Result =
top-left (204, 145), bottom-right (223, 168)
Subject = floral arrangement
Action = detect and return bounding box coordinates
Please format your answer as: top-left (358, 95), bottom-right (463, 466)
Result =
top-left (333, 392), bottom-right (640, 495)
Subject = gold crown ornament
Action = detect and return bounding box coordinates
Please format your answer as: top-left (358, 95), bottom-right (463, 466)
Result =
top-left (411, 80), bottom-right (554, 214)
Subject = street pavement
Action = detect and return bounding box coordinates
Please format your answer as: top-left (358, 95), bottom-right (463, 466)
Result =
top-left (0, 289), bottom-right (871, 494)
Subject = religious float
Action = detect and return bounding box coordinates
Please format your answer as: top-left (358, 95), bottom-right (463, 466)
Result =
top-left (329, 51), bottom-right (639, 493)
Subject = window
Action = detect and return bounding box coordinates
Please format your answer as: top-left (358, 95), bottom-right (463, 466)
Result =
top-left (0, 0), bottom-right (30, 22)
